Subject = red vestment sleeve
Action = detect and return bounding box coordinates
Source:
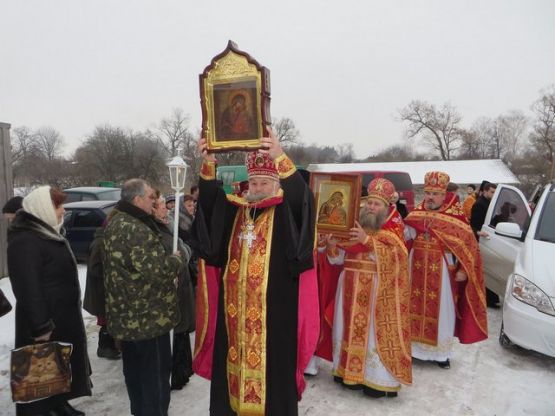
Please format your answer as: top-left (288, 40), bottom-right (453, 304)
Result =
top-left (314, 250), bottom-right (342, 362)
top-left (296, 257), bottom-right (320, 399)
top-left (192, 261), bottom-right (220, 379)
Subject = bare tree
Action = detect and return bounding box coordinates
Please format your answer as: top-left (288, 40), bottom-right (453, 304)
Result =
top-left (460, 118), bottom-right (494, 159)
top-left (398, 100), bottom-right (462, 160)
top-left (11, 126), bottom-right (40, 186)
top-left (272, 117), bottom-right (300, 147)
top-left (74, 125), bottom-right (131, 183)
top-left (489, 111), bottom-right (528, 160)
top-left (35, 126), bottom-right (64, 161)
top-left (11, 126), bottom-right (38, 165)
top-left (74, 125), bottom-right (169, 186)
top-left (336, 143), bottom-right (355, 163)
top-left (530, 85), bottom-right (555, 179)
top-left (364, 144), bottom-right (425, 162)
top-left (460, 112), bottom-right (528, 161)
top-left (153, 108), bottom-right (195, 157)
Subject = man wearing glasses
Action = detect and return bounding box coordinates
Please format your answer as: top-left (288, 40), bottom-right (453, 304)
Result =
top-left (103, 178), bottom-right (183, 416)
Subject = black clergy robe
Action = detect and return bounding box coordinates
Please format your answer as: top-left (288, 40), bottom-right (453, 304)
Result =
top-left (193, 168), bottom-right (315, 416)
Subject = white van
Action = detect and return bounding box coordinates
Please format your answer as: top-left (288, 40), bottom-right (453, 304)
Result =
top-left (479, 183), bottom-right (555, 357)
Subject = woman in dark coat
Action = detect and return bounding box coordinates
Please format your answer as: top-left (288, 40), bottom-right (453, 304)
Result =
top-left (8, 186), bottom-right (92, 416)
top-left (152, 193), bottom-right (195, 390)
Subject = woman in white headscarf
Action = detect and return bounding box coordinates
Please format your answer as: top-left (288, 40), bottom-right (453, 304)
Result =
top-left (8, 186), bottom-right (92, 416)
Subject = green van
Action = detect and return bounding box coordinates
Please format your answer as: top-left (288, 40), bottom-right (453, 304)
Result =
top-left (216, 164), bottom-right (309, 194)
top-left (217, 165), bottom-right (248, 194)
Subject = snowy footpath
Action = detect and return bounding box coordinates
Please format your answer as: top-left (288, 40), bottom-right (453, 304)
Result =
top-left (0, 266), bottom-right (554, 415)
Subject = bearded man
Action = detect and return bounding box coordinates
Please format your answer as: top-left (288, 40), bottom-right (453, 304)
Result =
top-left (319, 179), bottom-right (412, 398)
top-left (193, 131), bottom-right (317, 416)
top-left (404, 171), bottom-right (488, 369)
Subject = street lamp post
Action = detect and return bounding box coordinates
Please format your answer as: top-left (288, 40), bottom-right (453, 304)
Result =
top-left (167, 155), bottom-right (188, 252)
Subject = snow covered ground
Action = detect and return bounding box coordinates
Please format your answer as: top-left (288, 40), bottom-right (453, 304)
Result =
top-left (1, 266), bottom-right (554, 415)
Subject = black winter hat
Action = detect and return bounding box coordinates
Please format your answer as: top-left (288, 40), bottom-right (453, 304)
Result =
top-left (2, 196), bottom-right (23, 214)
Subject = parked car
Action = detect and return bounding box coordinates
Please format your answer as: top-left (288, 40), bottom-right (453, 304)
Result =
top-left (479, 183), bottom-right (555, 357)
top-left (63, 200), bottom-right (117, 261)
top-left (63, 187), bottom-right (121, 203)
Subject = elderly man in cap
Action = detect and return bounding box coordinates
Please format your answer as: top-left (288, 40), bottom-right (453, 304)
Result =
top-left (319, 178), bottom-right (412, 398)
top-left (194, 131), bottom-right (317, 416)
top-left (404, 172), bottom-right (488, 369)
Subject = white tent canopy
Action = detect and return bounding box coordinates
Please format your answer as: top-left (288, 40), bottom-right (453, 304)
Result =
top-left (307, 159), bottom-right (519, 185)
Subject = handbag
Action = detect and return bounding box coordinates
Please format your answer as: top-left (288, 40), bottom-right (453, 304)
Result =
top-left (10, 341), bottom-right (73, 403)
top-left (0, 288), bottom-right (12, 318)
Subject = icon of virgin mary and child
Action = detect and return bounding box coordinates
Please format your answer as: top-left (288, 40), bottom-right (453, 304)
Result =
top-left (218, 90), bottom-right (257, 140)
top-left (318, 190), bottom-right (347, 226)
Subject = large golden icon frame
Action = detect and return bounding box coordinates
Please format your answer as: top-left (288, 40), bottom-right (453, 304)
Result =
top-left (310, 173), bottom-right (362, 240)
top-left (200, 40), bottom-right (271, 152)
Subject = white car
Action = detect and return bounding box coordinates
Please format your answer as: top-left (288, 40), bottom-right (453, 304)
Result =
top-left (479, 183), bottom-right (555, 358)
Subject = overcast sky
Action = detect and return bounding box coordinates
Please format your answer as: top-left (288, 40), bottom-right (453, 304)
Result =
top-left (1, 0), bottom-right (554, 157)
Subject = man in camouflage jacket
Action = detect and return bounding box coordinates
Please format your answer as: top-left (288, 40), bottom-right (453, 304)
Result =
top-left (103, 178), bottom-right (182, 416)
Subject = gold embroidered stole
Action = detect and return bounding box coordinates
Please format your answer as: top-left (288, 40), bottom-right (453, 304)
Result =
top-left (337, 252), bottom-right (377, 383)
top-left (336, 231), bottom-right (412, 386)
top-left (223, 206), bottom-right (275, 416)
top-left (373, 234), bottom-right (412, 385)
top-left (410, 235), bottom-right (445, 345)
top-left (408, 207), bottom-right (488, 345)
top-left (194, 259), bottom-right (209, 358)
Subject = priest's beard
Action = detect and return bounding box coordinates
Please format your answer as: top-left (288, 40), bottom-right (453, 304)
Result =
top-left (425, 200), bottom-right (442, 210)
top-left (359, 206), bottom-right (386, 231)
top-left (245, 188), bottom-right (276, 203)
top-left (245, 192), bottom-right (270, 202)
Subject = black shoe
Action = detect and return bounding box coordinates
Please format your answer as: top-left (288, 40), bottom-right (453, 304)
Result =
top-left (333, 376), bottom-right (343, 384)
top-left (97, 346), bottom-right (121, 359)
top-left (363, 386), bottom-right (386, 398)
top-left (170, 379), bottom-right (189, 390)
top-left (436, 359), bottom-right (450, 369)
top-left (342, 382), bottom-right (363, 390)
top-left (55, 402), bottom-right (85, 416)
top-left (386, 391), bottom-right (398, 398)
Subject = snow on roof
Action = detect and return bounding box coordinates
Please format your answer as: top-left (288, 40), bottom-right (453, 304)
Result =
top-left (307, 159), bottom-right (519, 185)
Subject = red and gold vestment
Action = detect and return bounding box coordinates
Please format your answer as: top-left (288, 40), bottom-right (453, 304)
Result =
top-left (404, 196), bottom-right (488, 346)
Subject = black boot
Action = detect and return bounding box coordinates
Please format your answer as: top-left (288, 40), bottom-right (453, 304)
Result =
top-left (97, 326), bottom-right (121, 360)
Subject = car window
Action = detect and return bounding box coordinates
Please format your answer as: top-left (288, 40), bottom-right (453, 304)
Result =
top-left (63, 211), bottom-right (73, 226)
top-left (81, 194), bottom-right (97, 201)
top-left (102, 205), bottom-right (116, 216)
top-left (73, 210), bottom-right (103, 227)
top-left (360, 174), bottom-right (376, 196)
top-left (383, 173), bottom-right (413, 191)
top-left (489, 188), bottom-right (529, 229)
top-left (65, 193), bottom-right (81, 203)
top-left (98, 190), bottom-right (121, 200)
top-left (535, 192), bottom-right (555, 243)
top-left (220, 171), bottom-right (235, 186)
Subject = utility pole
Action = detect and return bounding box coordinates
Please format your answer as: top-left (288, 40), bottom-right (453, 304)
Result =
top-left (0, 122), bottom-right (13, 277)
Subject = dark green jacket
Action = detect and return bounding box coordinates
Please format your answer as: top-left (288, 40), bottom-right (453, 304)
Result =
top-left (103, 201), bottom-right (182, 341)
